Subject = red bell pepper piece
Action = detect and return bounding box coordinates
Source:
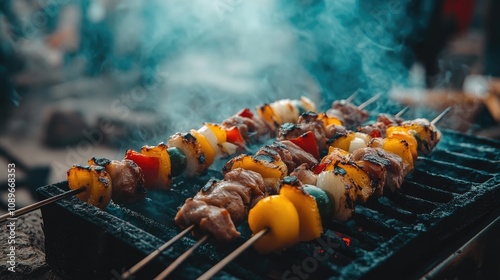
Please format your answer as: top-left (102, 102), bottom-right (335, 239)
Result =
top-left (237, 108), bottom-right (254, 119)
top-left (225, 126), bottom-right (245, 146)
top-left (289, 131), bottom-right (320, 159)
top-left (370, 129), bottom-right (382, 138)
top-left (313, 163), bottom-right (327, 174)
top-left (124, 149), bottom-right (160, 188)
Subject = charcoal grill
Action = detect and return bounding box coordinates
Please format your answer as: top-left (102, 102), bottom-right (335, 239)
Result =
top-left (37, 129), bottom-right (500, 280)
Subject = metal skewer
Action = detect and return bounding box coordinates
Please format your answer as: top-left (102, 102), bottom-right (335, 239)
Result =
top-left (154, 235), bottom-right (209, 280)
top-left (121, 224), bottom-right (195, 279)
top-left (431, 107), bottom-right (452, 125)
top-left (345, 90), bottom-right (359, 103)
top-left (0, 187), bottom-right (86, 223)
top-left (395, 106), bottom-right (410, 118)
top-left (357, 93), bottom-right (382, 110)
top-left (197, 228), bottom-right (269, 280)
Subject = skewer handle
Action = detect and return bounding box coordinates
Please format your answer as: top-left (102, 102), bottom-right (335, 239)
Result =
top-left (197, 228), bottom-right (269, 280)
top-left (121, 224), bottom-right (195, 279)
top-left (395, 106), bottom-right (410, 118)
top-left (357, 93), bottom-right (382, 110)
top-left (154, 235), bottom-right (209, 280)
top-left (345, 90), bottom-right (359, 103)
top-left (0, 187), bottom-right (86, 223)
top-left (431, 107), bottom-right (452, 125)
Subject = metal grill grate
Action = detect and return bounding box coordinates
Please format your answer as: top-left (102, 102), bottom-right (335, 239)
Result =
top-left (37, 129), bottom-right (500, 279)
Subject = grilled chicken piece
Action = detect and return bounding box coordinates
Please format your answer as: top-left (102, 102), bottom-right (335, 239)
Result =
top-left (222, 114), bottom-right (275, 143)
top-left (175, 199), bottom-right (240, 243)
top-left (278, 112), bottom-right (329, 152)
top-left (290, 163), bottom-right (317, 186)
top-left (263, 140), bottom-right (318, 172)
top-left (175, 169), bottom-right (268, 243)
top-left (328, 100), bottom-right (369, 129)
top-left (350, 147), bottom-right (405, 193)
top-left (88, 158), bottom-right (146, 204)
top-left (357, 122), bottom-right (388, 138)
top-left (194, 169), bottom-right (266, 222)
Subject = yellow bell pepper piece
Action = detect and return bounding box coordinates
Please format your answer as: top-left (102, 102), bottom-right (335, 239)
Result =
top-left (326, 146), bottom-right (350, 158)
top-left (257, 104), bottom-right (280, 126)
top-left (324, 161), bottom-right (373, 203)
top-left (386, 127), bottom-right (418, 160)
top-left (317, 112), bottom-right (343, 127)
top-left (141, 143), bottom-right (172, 189)
top-left (382, 138), bottom-right (414, 170)
top-left (67, 165), bottom-right (112, 209)
top-left (329, 132), bottom-right (355, 152)
top-left (204, 123), bottom-right (227, 144)
top-left (248, 195), bottom-right (300, 254)
top-left (190, 130), bottom-right (215, 166)
top-left (280, 183), bottom-right (322, 241)
top-left (224, 154), bottom-right (287, 180)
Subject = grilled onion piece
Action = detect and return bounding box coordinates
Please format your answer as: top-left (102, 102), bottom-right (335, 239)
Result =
top-left (167, 132), bottom-right (207, 177)
top-left (316, 170), bottom-right (358, 221)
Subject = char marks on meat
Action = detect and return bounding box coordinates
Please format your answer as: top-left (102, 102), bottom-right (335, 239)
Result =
top-left (175, 199), bottom-right (240, 243)
top-left (350, 147), bottom-right (405, 193)
top-left (278, 112), bottom-right (328, 152)
top-left (222, 114), bottom-right (275, 143)
top-left (175, 169), bottom-right (268, 243)
top-left (264, 141), bottom-right (318, 171)
top-left (94, 159), bottom-right (146, 204)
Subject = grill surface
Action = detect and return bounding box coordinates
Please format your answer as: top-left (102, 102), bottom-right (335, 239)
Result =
top-left (37, 129), bottom-right (500, 279)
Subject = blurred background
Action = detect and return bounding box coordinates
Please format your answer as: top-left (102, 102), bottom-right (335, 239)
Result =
top-left (0, 0), bottom-right (499, 209)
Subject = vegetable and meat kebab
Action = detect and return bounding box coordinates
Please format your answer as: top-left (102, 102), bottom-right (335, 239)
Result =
top-left (175, 109), bottom-right (442, 255)
top-left (67, 97), bottom-right (321, 208)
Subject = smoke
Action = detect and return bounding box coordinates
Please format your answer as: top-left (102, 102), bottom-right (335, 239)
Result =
top-left (106, 0), bottom-right (431, 137)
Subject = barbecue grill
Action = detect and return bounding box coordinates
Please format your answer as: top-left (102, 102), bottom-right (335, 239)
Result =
top-left (37, 128), bottom-right (500, 280)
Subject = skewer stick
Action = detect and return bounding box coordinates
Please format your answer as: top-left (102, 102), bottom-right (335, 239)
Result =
top-left (357, 93), bottom-right (382, 110)
top-left (431, 107), bottom-right (452, 125)
top-left (395, 106), bottom-right (410, 118)
top-left (154, 235), bottom-right (209, 280)
top-left (0, 187), bottom-right (86, 223)
top-left (122, 224), bottom-right (195, 279)
top-left (345, 90), bottom-right (359, 103)
top-left (197, 228), bottom-right (269, 280)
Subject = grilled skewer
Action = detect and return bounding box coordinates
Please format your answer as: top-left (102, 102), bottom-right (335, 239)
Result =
top-left (123, 95), bottom-right (381, 278)
top-left (155, 107), bottom-right (449, 279)
top-left (0, 97), bottom-right (322, 224)
top-left (195, 108), bottom-right (449, 278)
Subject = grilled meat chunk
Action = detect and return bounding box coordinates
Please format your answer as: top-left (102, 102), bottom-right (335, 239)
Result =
top-left (327, 100), bottom-right (369, 129)
top-left (88, 158), bottom-right (146, 204)
top-left (358, 122), bottom-right (387, 138)
top-left (278, 112), bottom-right (328, 152)
top-left (194, 169), bottom-right (266, 222)
top-left (176, 169), bottom-right (268, 243)
top-left (350, 147), bottom-right (405, 193)
top-left (175, 199), bottom-right (240, 243)
top-left (265, 140), bottom-right (318, 171)
top-left (222, 114), bottom-right (275, 143)
top-left (290, 163), bottom-right (317, 186)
